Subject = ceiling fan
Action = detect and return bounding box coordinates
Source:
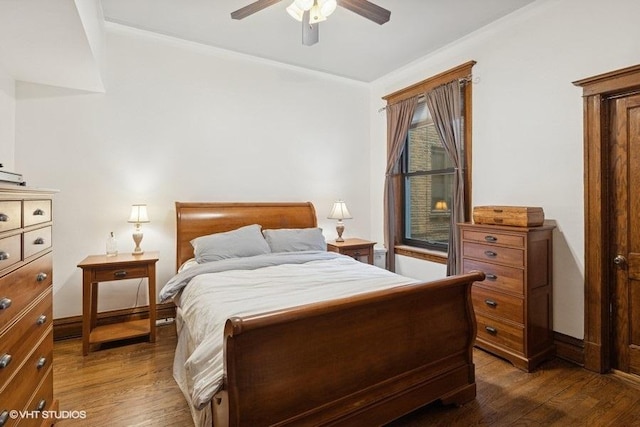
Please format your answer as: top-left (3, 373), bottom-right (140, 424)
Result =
top-left (231, 0), bottom-right (391, 46)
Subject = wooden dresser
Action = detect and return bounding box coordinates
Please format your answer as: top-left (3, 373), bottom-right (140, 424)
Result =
top-left (0, 186), bottom-right (57, 426)
top-left (459, 222), bottom-right (555, 371)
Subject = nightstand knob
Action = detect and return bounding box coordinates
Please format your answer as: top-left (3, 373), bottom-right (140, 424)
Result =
top-left (0, 410), bottom-right (9, 426)
top-left (484, 299), bottom-right (498, 307)
top-left (485, 326), bottom-right (498, 335)
top-left (0, 298), bottom-right (11, 310)
top-left (34, 237), bottom-right (45, 245)
top-left (484, 250), bottom-right (497, 258)
top-left (36, 272), bottom-right (47, 282)
top-left (36, 399), bottom-right (46, 412)
top-left (0, 252), bottom-right (8, 261)
top-left (36, 314), bottom-right (47, 325)
top-left (114, 270), bottom-right (128, 278)
top-left (0, 214), bottom-right (7, 222)
top-left (485, 274), bottom-right (497, 281)
top-left (33, 208), bottom-right (45, 216)
top-left (484, 235), bottom-right (497, 242)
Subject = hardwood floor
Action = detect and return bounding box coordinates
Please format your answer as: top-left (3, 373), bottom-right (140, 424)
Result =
top-left (53, 324), bottom-right (640, 426)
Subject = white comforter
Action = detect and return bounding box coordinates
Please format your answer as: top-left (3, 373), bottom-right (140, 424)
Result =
top-left (160, 251), bottom-right (417, 412)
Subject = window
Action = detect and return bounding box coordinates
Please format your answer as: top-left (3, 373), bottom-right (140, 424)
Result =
top-left (402, 101), bottom-right (456, 252)
top-left (382, 61), bottom-right (474, 264)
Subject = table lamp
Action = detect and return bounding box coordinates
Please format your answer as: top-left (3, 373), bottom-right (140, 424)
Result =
top-left (128, 204), bottom-right (150, 255)
top-left (328, 200), bottom-right (352, 242)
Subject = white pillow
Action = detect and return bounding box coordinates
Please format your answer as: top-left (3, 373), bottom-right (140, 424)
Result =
top-left (191, 224), bottom-right (271, 263)
top-left (263, 228), bottom-right (326, 253)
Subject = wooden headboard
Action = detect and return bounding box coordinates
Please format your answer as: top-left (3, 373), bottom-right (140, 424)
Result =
top-left (175, 202), bottom-right (318, 270)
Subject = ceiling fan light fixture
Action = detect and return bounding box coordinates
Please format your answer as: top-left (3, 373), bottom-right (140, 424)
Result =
top-left (318, 0), bottom-right (337, 17)
top-left (286, 1), bottom-right (304, 21)
top-left (308, 3), bottom-right (326, 24)
top-left (294, 0), bottom-right (314, 11)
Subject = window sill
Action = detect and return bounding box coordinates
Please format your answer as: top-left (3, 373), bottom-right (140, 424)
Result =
top-left (394, 245), bottom-right (448, 265)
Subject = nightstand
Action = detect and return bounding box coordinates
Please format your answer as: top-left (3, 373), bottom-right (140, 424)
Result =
top-left (327, 238), bottom-right (376, 264)
top-left (77, 251), bottom-right (159, 355)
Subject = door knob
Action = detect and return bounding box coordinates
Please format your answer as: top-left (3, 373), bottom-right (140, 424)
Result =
top-left (614, 255), bottom-right (627, 266)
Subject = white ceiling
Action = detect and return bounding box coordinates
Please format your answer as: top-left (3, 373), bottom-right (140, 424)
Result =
top-left (101, 0), bottom-right (536, 82)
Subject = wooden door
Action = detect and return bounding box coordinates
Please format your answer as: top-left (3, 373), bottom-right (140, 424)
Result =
top-left (610, 93), bottom-right (640, 376)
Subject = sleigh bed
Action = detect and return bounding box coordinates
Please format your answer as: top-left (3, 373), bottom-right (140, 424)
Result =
top-left (162, 202), bottom-right (482, 426)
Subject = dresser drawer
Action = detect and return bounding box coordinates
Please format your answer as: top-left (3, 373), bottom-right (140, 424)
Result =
top-left (463, 258), bottom-right (524, 295)
top-left (0, 253), bottom-right (52, 331)
top-left (0, 234), bottom-right (21, 272)
top-left (462, 241), bottom-right (524, 267)
top-left (23, 200), bottom-right (52, 227)
top-left (0, 201), bottom-right (22, 233)
top-left (476, 313), bottom-right (524, 354)
top-left (0, 329), bottom-right (52, 427)
top-left (0, 291), bottom-right (52, 387)
top-left (23, 226), bottom-right (52, 259)
top-left (472, 286), bottom-right (524, 323)
top-left (93, 264), bottom-right (150, 282)
top-left (462, 229), bottom-right (525, 248)
top-left (20, 366), bottom-right (54, 427)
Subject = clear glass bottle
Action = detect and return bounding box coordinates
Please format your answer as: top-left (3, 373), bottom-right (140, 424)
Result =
top-left (106, 232), bottom-right (118, 257)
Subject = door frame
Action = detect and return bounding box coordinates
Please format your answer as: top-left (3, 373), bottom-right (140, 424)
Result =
top-left (574, 64), bottom-right (640, 373)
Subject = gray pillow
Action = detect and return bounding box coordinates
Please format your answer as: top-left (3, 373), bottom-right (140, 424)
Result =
top-left (263, 228), bottom-right (326, 253)
top-left (191, 224), bottom-right (271, 263)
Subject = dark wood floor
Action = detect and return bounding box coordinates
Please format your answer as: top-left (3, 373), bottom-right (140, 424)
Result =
top-left (54, 324), bottom-right (640, 426)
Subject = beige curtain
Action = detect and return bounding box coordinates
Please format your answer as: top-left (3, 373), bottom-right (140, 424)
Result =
top-left (384, 96), bottom-right (419, 272)
top-left (425, 80), bottom-right (465, 275)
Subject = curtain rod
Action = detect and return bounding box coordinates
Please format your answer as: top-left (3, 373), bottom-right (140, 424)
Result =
top-left (377, 74), bottom-right (478, 113)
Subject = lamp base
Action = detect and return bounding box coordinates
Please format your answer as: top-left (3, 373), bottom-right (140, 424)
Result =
top-left (132, 230), bottom-right (144, 255)
top-left (336, 223), bottom-right (345, 242)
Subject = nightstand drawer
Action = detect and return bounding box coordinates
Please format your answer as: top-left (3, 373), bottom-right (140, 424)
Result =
top-left (463, 258), bottom-right (524, 295)
top-left (462, 241), bottom-right (524, 267)
top-left (24, 226), bottom-right (52, 259)
top-left (23, 200), bottom-right (52, 227)
top-left (462, 229), bottom-right (525, 248)
top-left (0, 201), bottom-right (22, 233)
top-left (472, 286), bottom-right (523, 323)
top-left (339, 247), bottom-right (372, 259)
top-left (93, 265), bottom-right (149, 282)
top-left (476, 313), bottom-right (524, 354)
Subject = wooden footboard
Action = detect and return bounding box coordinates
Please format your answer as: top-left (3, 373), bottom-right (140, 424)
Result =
top-left (212, 271), bottom-right (483, 427)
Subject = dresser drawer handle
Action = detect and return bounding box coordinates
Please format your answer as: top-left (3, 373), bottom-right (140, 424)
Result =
top-left (33, 208), bottom-right (45, 216)
top-left (0, 252), bottom-right (8, 261)
top-left (36, 314), bottom-right (47, 325)
top-left (0, 353), bottom-right (11, 369)
top-left (36, 272), bottom-right (48, 282)
top-left (34, 237), bottom-right (45, 245)
top-left (114, 270), bottom-right (128, 278)
top-left (0, 214), bottom-right (7, 222)
top-left (0, 410), bottom-right (9, 426)
top-left (0, 297), bottom-right (11, 310)
top-left (484, 250), bottom-right (497, 258)
top-left (36, 399), bottom-right (47, 412)
top-left (486, 274), bottom-right (498, 281)
top-left (36, 356), bottom-right (47, 369)
top-left (484, 235), bottom-right (497, 242)
top-left (484, 299), bottom-right (498, 307)
top-left (485, 326), bottom-right (498, 334)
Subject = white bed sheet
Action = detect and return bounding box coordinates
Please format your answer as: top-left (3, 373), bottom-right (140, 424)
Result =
top-left (165, 252), bottom-right (417, 425)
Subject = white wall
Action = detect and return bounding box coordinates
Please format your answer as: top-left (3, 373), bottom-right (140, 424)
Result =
top-left (370, 0), bottom-right (640, 339)
top-left (0, 69), bottom-right (15, 170)
top-left (15, 24), bottom-right (370, 319)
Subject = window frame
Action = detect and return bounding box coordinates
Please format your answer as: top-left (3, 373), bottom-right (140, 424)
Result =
top-left (382, 61), bottom-right (475, 264)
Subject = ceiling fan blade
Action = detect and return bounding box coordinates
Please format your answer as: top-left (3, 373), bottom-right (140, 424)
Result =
top-left (231, 0), bottom-right (282, 20)
top-left (302, 11), bottom-right (319, 46)
top-left (337, 0), bottom-right (390, 25)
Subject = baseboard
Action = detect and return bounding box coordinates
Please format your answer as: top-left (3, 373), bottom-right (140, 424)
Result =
top-left (554, 331), bottom-right (584, 366)
top-left (53, 302), bottom-right (177, 341)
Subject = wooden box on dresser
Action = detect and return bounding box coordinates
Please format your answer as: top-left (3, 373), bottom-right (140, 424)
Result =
top-left (459, 222), bottom-right (555, 372)
top-left (0, 185), bottom-right (57, 427)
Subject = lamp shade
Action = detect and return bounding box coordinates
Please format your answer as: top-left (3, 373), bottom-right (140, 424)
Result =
top-left (286, 1), bottom-right (304, 21)
top-left (128, 204), bottom-right (150, 223)
top-left (327, 201), bottom-right (352, 220)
